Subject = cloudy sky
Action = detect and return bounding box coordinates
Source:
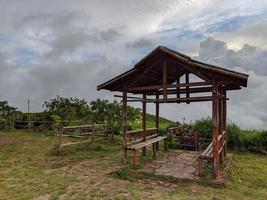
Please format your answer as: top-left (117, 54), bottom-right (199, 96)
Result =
top-left (0, 0), bottom-right (267, 129)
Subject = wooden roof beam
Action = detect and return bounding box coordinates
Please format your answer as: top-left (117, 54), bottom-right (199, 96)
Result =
top-left (127, 81), bottom-right (211, 92)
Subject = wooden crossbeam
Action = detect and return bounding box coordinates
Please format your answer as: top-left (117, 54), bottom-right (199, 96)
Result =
top-left (147, 85), bottom-right (240, 95)
top-left (125, 96), bottom-right (229, 103)
top-left (127, 81), bottom-right (211, 92)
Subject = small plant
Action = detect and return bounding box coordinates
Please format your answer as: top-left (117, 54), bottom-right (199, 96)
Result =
top-left (114, 167), bottom-right (130, 180)
top-left (85, 143), bottom-right (104, 151)
top-left (159, 127), bottom-right (167, 136)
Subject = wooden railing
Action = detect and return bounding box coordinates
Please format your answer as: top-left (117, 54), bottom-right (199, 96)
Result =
top-left (167, 125), bottom-right (200, 151)
top-left (59, 123), bottom-right (113, 147)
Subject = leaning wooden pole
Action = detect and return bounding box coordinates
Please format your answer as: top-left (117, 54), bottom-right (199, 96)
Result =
top-left (212, 80), bottom-right (219, 178)
top-left (142, 93), bottom-right (147, 156)
top-left (122, 90), bottom-right (128, 164)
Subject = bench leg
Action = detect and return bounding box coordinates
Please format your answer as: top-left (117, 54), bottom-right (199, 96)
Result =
top-left (133, 149), bottom-right (139, 166)
top-left (123, 147), bottom-right (128, 165)
top-left (142, 147), bottom-right (146, 156)
top-left (164, 138), bottom-right (168, 151)
top-left (152, 143), bottom-right (156, 159)
top-left (156, 141), bottom-right (159, 151)
top-left (198, 158), bottom-right (203, 176)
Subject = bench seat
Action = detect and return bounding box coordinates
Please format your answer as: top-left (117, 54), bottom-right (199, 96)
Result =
top-left (127, 136), bottom-right (166, 150)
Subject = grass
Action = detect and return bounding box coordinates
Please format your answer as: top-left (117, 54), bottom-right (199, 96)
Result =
top-left (0, 130), bottom-right (267, 199)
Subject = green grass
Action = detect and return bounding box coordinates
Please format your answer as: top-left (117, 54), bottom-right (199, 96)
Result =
top-left (0, 130), bottom-right (267, 199)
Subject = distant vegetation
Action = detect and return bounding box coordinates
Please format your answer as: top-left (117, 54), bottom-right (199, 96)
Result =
top-left (193, 117), bottom-right (267, 154)
top-left (1, 97), bottom-right (266, 154)
top-left (0, 96), bottom-right (172, 133)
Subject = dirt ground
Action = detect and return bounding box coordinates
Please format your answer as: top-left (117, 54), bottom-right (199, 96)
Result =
top-left (140, 150), bottom-right (199, 180)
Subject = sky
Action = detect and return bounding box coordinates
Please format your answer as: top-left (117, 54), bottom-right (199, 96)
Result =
top-left (0, 0), bottom-right (267, 129)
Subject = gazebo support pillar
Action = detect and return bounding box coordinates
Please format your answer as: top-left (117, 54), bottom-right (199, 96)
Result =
top-left (122, 90), bottom-right (128, 164)
top-left (142, 93), bottom-right (147, 156)
top-left (156, 93), bottom-right (160, 150)
top-left (219, 87), bottom-right (224, 166)
top-left (223, 89), bottom-right (227, 157)
top-left (212, 81), bottom-right (220, 178)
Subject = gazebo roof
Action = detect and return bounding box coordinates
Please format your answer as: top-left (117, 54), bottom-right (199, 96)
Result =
top-left (97, 46), bottom-right (249, 93)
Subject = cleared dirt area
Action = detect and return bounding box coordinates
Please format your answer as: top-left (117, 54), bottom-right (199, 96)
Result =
top-left (140, 150), bottom-right (199, 180)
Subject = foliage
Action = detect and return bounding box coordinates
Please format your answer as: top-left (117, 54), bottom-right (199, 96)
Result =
top-left (192, 117), bottom-right (213, 139)
top-left (43, 95), bottom-right (91, 125)
top-left (192, 117), bottom-right (267, 153)
top-left (0, 101), bottom-right (21, 128)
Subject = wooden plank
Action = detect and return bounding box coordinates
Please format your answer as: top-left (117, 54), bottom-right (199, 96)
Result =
top-left (146, 85), bottom-right (241, 96)
top-left (127, 136), bottom-right (167, 150)
top-left (143, 96), bottom-right (228, 103)
top-left (127, 81), bottom-right (211, 92)
top-left (126, 134), bottom-right (158, 146)
top-left (60, 137), bottom-right (105, 147)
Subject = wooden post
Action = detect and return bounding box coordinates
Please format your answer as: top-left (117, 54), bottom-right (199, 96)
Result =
top-left (152, 143), bottom-right (156, 159)
top-left (212, 80), bottom-right (219, 178)
top-left (156, 93), bottom-right (160, 151)
top-left (198, 158), bottom-right (203, 176)
top-left (133, 149), bottom-right (138, 166)
top-left (219, 86), bottom-right (224, 165)
top-left (122, 90), bottom-right (128, 164)
top-left (142, 93), bottom-right (147, 156)
top-left (59, 126), bottom-right (63, 146)
top-left (92, 122), bottom-right (96, 142)
top-left (164, 138), bottom-right (168, 151)
top-left (185, 73), bottom-right (190, 104)
top-left (223, 88), bottom-right (227, 157)
top-left (176, 77), bottom-right (180, 103)
top-left (163, 61), bottom-right (168, 102)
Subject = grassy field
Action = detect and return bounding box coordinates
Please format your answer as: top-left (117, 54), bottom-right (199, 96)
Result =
top-left (0, 130), bottom-right (266, 200)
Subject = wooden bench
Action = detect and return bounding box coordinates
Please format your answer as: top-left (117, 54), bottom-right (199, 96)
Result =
top-left (124, 128), bottom-right (167, 165)
top-left (197, 141), bottom-right (213, 176)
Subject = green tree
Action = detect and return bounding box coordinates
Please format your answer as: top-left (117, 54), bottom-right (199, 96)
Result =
top-left (0, 101), bottom-right (21, 128)
top-left (43, 96), bottom-right (90, 125)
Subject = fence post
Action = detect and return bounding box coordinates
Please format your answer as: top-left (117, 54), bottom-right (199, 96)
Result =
top-left (92, 122), bottom-right (96, 142)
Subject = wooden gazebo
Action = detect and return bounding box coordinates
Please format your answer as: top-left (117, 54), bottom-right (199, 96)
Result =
top-left (97, 46), bottom-right (248, 178)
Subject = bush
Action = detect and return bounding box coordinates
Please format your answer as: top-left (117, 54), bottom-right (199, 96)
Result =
top-left (192, 117), bottom-right (212, 139)
top-left (112, 124), bottom-right (122, 135)
top-left (192, 117), bottom-right (266, 154)
top-left (159, 127), bottom-right (167, 136)
top-left (227, 122), bottom-right (242, 150)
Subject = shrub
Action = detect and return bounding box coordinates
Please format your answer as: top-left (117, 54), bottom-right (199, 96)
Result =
top-left (159, 127), bottom-right (167, 136)
top-left (192, 117), bottom-right (212, 139)
top-left (192, 117), bottom-right (266, 154)
top-left (227, 122), bottom-right (242, 150)
top-left (112, 124), bottom-right (122, 135)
